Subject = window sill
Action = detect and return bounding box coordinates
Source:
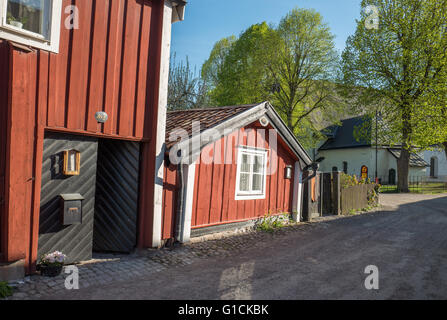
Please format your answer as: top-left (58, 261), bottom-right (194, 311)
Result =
top-left (1, 24), bottom-right (47, 41)
top-left (0, 27), bottom-right (58, 53)
top-left (235, 193), bottom-right (266, 201)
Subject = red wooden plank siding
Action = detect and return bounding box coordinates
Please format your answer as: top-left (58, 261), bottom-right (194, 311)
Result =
top-left (244, 128), bottom-right (256, 219)
top-left (66, 0), bottom-right (93, 130)
top-left (86, 0), bottom-right (110, 132)
top-left (195, 145), bottom-right (214, 226)
top-left (134, 4), bottom-right (152, 138)
top-left (1, 0), bottom-right (167, 266)
top-left (221, 130), bottom-right (238, 223)
top-left (17, 0), bottom-right (156, 140)
top-left (276, 148), bottom-right (285, 211)
top-left (118, 0), bottom-right (141, 137)
top-left (209, 140), bottom-right (224, 225)
top-left (4, 48), bottom-right (38, 262)
top-left (177, 124), bottom-right (298, 233)
top-left (103, 0), bottom-right (125, 135)
top-left (160, 121), bottom-right (300, 240)
top-left (255, 128), bottom-right (266, 218)
top-left (162, 164), bottom-right (178, 240)
top-left (235, 128), bottom-right (246, 221)
top-left (0, 41), bottom-right (10, 259)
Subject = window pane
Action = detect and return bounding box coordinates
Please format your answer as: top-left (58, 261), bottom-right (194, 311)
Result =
top-left (253, 155), bottom-right (264, 173)
top-left (252, 173), bottom-right (263, 192)
top-left (7, 0), bottom-right (51, 39)
top-left (240, 153), bottom-right (250, 173)
top-left (239, 173), bottom-right (250, 192)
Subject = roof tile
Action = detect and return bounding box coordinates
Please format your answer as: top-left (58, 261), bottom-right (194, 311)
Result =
top-left (165, 104), bottom-right (258, 149)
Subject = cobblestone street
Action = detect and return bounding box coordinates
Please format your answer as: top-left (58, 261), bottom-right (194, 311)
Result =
top-left (6, 193), bottom-right (447, 300)
top-left (5, 217), bottom-right (332, 300)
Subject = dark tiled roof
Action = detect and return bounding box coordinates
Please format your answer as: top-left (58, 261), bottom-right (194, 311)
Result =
top-left (319, 116), bottom-right (372, 150)
top-left (165, 104), bottom-right (258, 149)
top-left (387, 148), bottom-right (429, 167)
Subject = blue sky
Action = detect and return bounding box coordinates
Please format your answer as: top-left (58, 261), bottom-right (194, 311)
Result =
top-left (171, 0), bottom-right (363, 71)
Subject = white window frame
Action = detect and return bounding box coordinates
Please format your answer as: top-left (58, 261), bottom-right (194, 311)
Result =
top-left (0, 0), bottom-right (62, 53)
top-left (235, 146), bottom-right (268, 200)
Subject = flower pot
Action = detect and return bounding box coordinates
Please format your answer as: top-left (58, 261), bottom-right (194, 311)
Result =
top-left (39, 265), bottom-right (63, 277)
top-left (9, 21), bottom-right (23, 29)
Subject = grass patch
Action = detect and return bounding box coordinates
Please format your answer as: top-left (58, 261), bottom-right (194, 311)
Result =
top-left (380, 183), bottom-right (447, 194)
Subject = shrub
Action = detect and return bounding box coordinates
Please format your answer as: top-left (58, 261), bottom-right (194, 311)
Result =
top-left (0, 282), bottom-right (13, 299)
top-left (257, 211), bottom-right (291, 232)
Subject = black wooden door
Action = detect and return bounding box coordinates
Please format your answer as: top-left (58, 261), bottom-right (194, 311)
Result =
top-left (38, 133), bottom-right (99, 264)
top-left (93, 139), bottom-right (140, 253)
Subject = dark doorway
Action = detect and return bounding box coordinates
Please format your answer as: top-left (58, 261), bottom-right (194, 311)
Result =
top-left (389, 169), bottom-right (396, 185)
top-left (430, 157), bottom-right (437, 178)
top-left (93, 139), bottom-right (141, 253)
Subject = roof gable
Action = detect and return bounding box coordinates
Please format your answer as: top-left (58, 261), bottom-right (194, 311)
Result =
top-left (319, 116), bottom-right (372, 150)
top-left (165, 104), bottom-right (257, 149)
top-left (387, 148), bottom-right (429, 167)
top-left (165, 102), bottom-right (312, 166)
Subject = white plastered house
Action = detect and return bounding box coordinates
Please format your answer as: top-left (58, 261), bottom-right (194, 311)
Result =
top-left (316, 116), bottom-right (429, 184)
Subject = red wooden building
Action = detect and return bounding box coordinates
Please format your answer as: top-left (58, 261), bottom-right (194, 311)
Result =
top-left (0, 0), bottom-right (186, 278)
top-left (162, 102), bottom-right (312, 242)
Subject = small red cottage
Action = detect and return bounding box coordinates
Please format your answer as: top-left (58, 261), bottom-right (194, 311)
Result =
top-left (161, 102), bottom-right (312, 243)
top-left (0, 0), bottom-right (187, 278)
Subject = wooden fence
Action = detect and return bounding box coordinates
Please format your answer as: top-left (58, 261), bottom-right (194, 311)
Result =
top-left (302, 171), bottom-right (377, 219)
top-left (340, 183), bottom-right (376, 215)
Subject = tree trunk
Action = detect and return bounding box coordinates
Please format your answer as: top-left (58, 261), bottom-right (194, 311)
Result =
top-left (397, 101), bottom-right (412, 193)
top-left (287, 112), bottom-right (294, 132)
top-left (443, 141), bottom-right (447, 159)
top-left (397, 148), bottom-right (410, 192)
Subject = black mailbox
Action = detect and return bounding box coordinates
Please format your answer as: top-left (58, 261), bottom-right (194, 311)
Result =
top-left (60, 193), bottom-right (84, 225)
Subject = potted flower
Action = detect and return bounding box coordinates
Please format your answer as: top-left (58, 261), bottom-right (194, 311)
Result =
top-left (38, 251), bottom-right (67, 277)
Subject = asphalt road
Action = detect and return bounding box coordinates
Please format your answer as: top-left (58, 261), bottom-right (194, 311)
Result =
top-left (45, 193), bottom-right (447, 300)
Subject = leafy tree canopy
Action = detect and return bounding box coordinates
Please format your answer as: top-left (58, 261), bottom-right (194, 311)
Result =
top-left (341, 0), bottom-right (447, 191)
top-left (202, 8), bottom-right (345, 149)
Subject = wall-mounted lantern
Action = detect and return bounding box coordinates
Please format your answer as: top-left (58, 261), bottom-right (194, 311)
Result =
top-left (63, 149), bottom-right (81, 176)
top-left (285, 165), bottom-right (293, 179)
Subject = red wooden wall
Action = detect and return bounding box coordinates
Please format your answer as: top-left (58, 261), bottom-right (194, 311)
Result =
top-left (161, 123), bottom-right (298, 239)
top-left (29, 0), bottom-right (157, 139)
top-left (1, 0), bottom-right (165, 268)
top-left (0, 41), bottom-right (9, 260)
top-left (162, 164), bottom-right (179, 240)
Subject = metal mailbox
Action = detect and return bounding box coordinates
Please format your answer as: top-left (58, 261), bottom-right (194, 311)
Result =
top-left (60, 193), bottom-right (84, 225)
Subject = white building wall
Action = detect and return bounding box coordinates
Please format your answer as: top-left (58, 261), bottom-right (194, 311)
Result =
top-left (317, 147), bottom-right (427, 183)
top-left (317, 147), bottom-right (374, 177)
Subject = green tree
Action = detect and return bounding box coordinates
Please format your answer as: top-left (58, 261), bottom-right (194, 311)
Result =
top-left (202, 23), bottom-right (276, 106)
top-left (269, 9), bottom-right (340, 134)
top-left (342, 0), bottom-right (447, 192)
top-left (168, 55), bottom-right (209, 111)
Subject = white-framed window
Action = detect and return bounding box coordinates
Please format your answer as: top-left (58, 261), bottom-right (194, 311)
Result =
top-left (235, 146), bottom-right (268, 200)
top-left (0, 0), bottom-right (62, 53)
